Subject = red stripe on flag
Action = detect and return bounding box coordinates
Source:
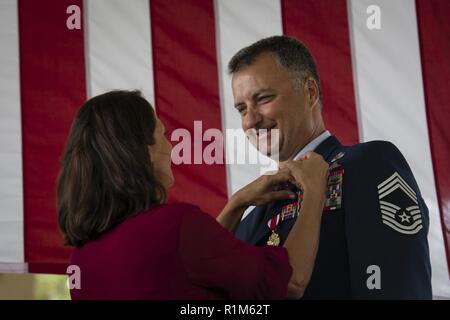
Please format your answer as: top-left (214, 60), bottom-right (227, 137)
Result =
top-left (19, 0), bottom-right (85, 273)
top-left (281, 0), bottom-right (359, 145)
top-left (150, 0), bottom-right (228, 216)
top-left (416, 0), bottom-right (450, 275)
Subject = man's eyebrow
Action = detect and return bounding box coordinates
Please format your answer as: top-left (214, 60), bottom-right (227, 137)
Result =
top-left (251, 89), bottom-right (275, 101)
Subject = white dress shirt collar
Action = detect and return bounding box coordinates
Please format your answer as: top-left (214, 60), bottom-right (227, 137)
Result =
top-left (292, 131), bottom-right (331, 160)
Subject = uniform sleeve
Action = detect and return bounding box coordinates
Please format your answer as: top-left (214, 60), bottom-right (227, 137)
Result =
top-left (178, 204), bottom-right (292, 300)
top-left (345, 141), bottom-right (432, 299)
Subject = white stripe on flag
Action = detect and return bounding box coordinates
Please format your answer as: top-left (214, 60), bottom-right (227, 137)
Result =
top-left (215, 0), bottom-right (282, 204)
top-left (84, 0), bottom-right (155, 105)
top-left (348, 0), bottom-right (449, 297)
top-left (0, 0), bottom-right (26, 271)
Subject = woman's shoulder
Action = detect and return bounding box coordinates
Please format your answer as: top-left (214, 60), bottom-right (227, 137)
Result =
top-left (132, 202), bottom-right (212, 241)
top-left (139, 202), bottom-right (205, 221)
top-left (149, 202), bottom-right (202, 213)
top-left (78, 203), bottom-right (207, 249)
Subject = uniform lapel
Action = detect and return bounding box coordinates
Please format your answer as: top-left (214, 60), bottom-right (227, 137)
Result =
top-left (234, 206), bottom-right (266, 243)
top-left (250, 136), bottom-right (343, 245)
top-left (314, 136), bottom-right (342, 163)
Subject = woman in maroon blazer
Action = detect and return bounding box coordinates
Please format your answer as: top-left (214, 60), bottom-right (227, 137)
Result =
top-left (57, 90), bottom-right (328, 300)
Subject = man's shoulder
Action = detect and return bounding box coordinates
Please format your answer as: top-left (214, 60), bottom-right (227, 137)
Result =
top-left (342, 140), bottom-right (402, 164)
top-left (335, 140), bottom-right (412, 179)
top-left (337, 139), bottom-right (417, 194)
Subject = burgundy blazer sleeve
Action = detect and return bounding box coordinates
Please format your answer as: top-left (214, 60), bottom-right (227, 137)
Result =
top-left (178, 204), bottom-right (292, 300)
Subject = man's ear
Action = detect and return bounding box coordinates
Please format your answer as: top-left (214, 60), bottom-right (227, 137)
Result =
top-left (305, 77), bottom-right (320, 110)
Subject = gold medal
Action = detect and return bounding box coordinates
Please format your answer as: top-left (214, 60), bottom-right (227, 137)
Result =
top-left (267, 230), bottom-right (281, 246)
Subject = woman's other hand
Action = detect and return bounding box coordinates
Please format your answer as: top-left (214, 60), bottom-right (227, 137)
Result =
top-left (232, 168), bottom-right (297, 207)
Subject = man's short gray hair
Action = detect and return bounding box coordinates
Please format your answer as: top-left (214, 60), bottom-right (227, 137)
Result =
top-left (228, 35), bottom-right (322, 105)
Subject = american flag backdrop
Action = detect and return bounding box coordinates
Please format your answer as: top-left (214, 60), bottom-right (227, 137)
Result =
top-left (0, 0), bottom-right (449, 298)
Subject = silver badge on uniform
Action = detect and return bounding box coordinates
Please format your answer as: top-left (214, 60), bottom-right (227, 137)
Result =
top-left (330, 151), bottom-right (345, 163)
top-left (377, 172), bottom-right (423, 235)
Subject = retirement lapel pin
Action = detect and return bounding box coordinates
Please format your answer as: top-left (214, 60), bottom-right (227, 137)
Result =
top-left (329, 161), bottom-right (341, 170)
top-left (330, 151), bottom-right (345, 163)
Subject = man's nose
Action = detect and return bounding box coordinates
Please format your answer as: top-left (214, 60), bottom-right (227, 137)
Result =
top-left (243, 107), bottom-right (263, 131)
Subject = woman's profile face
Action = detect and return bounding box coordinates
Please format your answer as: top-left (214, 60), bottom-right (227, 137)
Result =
top-left (148, 118), bottom-right (174, 189)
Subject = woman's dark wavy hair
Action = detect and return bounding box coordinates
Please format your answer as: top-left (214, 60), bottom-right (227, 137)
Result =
top-left (57, 90), bottom-right (167, 248)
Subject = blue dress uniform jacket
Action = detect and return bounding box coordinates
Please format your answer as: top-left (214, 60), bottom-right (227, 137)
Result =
top-left (235, 136), bottom-right (432, 299)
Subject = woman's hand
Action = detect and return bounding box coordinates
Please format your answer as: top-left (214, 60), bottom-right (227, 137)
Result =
top-left (282, 152), bottom-right (329, 299)
top-left (217, 168), bottom-right (296, 231)
top-left (231, 168), bottom-right (297, 208)
top-left (284, 151), bottom-right (329, 197)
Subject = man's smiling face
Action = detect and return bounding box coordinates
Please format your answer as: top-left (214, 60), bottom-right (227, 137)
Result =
top-left (231, 52), bottom-right (316, 162)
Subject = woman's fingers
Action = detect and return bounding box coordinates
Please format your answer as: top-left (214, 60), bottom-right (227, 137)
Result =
top-left (237, 153), bottom-right (328, 207)
top-left (268, 168), bottom-right (292, 184)
top-left (283, 152), bottom-right (329, 192)
top-left (284, 159), bottom-right (301, 172)
top-left (253, 190), bottom-right (296, 206)
top-left (269, 190), bottom-right (297, 201)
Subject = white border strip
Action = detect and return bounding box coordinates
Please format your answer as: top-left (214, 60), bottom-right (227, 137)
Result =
top-left (84, 0), bottom-right (155, 105)
top-left (0, 263), bottom-right (28, 273)
top-left (215, 0), bottom-right (283, 203)
top-left (0, 0), bottom-right (25, 267)
top-left (348, 0), bottom-right (450, 297)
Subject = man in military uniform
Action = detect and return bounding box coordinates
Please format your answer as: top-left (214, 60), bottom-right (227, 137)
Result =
top-left (229, 36), bottom-right (432, 299)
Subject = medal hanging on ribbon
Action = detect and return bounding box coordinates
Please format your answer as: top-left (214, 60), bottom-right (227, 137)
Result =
top-left (267, 216), bottom-right (281, 247)
top-left (266, 190), bottom-right (303, 246)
